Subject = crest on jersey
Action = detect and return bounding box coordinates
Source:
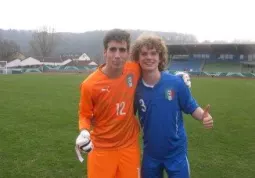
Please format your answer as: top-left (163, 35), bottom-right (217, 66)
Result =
top-left (165, 89), bottom-right (174, 101)
top-left (126, 74), bottom-right (133, 88)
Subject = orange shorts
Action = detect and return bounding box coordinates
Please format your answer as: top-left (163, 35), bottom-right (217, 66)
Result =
top-left (87, 139), bottom-right (141, 178)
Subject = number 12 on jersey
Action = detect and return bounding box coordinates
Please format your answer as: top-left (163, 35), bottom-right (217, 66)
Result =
top-left (116, 102), bottom-right (126, 116)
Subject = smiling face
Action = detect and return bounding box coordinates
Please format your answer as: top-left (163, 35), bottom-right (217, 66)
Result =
top-left (138, 46), bottom-right (160, 72)
top-left (130, 33), bottom-right (168, 72)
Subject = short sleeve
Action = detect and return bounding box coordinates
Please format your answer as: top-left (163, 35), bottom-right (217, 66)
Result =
top-left (177, 77), bottom-right (199, 114)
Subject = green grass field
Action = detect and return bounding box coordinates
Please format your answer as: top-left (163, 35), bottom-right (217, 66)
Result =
top-left (1, 74), bottom-right (255, 178)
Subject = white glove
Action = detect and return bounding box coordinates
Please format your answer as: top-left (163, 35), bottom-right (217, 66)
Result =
top-left (175, 71), bottom-right (191, 88)
top-left (75, 130), bottom-right (93, 162)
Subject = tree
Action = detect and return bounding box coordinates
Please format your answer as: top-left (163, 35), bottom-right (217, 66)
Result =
top-left (232, 39), bottom-right (254, 43)
top-left (0, 39), bottom-right (20, 61)
top-left (0, 30), bottom-right (2, 41)
top-left (201, 40), bottom-right (212, 44)
top-left (29, 26), bottom-right (59, 61)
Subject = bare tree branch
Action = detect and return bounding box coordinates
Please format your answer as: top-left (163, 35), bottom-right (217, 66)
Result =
top-left (0, 39), bottom-right (20, 61)
top-left (30, 26), bottom-right (59, 61)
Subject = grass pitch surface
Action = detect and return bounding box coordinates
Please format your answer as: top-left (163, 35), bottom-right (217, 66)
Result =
top-left (0, 74), bottom-right (254, 178)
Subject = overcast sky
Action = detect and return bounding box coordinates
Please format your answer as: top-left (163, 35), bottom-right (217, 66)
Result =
top-left (1, 0), bottom-right (254, 42)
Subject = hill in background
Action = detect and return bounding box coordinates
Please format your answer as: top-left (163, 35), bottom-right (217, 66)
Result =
top-left (0, 29), bottom-right (198, 64)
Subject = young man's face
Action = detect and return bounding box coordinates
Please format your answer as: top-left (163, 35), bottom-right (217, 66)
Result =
top-left (138, 46), bottom-right (160, 72)
top-left (104, 40), bottom-right (129, 71)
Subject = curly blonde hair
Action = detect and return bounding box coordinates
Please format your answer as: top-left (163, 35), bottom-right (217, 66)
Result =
top-left (130, 33), bottom-right (168, 71)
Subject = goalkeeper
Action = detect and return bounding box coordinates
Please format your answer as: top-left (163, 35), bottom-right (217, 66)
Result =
top-left (132, 33), bottom-right (213, 178)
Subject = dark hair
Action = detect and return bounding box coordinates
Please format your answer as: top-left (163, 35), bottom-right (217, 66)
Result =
top-left (103, 29), bottom-right (131, 50)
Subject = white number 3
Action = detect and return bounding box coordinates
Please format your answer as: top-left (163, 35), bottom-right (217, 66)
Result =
top-left (116, 102), bottom-right (126, 116)
top-left (139, 99), bottom-right (146, 112)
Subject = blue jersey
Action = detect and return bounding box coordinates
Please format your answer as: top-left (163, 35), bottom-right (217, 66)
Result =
top-left (135, 72), bottom-right (199, 159)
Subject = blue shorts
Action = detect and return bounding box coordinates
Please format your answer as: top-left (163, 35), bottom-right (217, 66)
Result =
top-left (141, 152), bottom-right (190, 178)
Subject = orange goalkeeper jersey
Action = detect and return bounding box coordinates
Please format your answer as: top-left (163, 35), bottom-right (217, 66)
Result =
top-left (78, 61), bottom-right (141, 149)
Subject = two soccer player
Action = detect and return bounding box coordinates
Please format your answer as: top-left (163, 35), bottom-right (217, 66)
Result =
top-left (75, 29), bottom-right (213, 178)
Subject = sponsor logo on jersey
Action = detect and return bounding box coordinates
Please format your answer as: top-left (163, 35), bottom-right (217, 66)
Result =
top-left (101, 86), bottom-right (110, 92)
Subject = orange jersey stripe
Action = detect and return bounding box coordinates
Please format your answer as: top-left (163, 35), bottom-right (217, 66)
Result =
top-left (78, 61), bottom-right (141, 149)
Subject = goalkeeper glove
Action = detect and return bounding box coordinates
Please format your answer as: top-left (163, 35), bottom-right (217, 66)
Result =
top-left (175, 71), bottom-right (191, 88)
top-left (75, 130), bottom-right (93, 162)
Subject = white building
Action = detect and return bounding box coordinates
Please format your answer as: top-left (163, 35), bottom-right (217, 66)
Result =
top-left (78, 53), bottom-right (90, 61)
